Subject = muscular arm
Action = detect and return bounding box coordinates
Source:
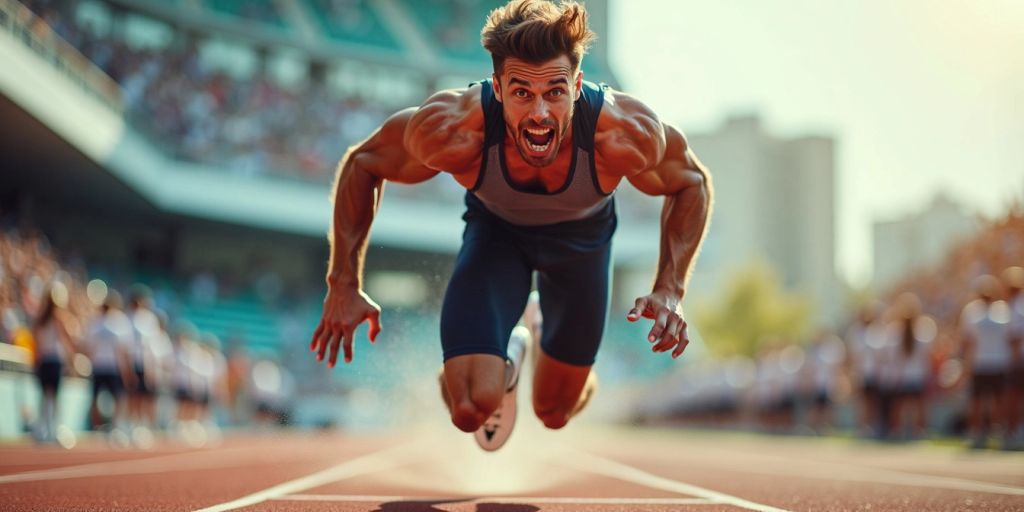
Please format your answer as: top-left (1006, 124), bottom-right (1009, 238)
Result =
top-left (632, 125), bottom-right (712, 298)
top-left (326, 107), bottom-right (437, 289)
top-left (597, 91), bottom-right (713, 359)
top-left (315, 89), bottom-right (480, 367)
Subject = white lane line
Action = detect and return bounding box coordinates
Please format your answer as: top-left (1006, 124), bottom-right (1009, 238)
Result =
top-left (559, 447), bottom-right (791, 512)
top-left (677, 446), bottom-right (1024, 497)
top-left (273, 494), bottom-right (717, 505)
top-left (193, 442), bottom-right (423, 512)
top-left (0, 445), bottom-right (265, 484)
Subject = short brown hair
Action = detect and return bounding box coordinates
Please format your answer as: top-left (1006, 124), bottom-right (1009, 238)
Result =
top-left (481, 0), bottom-right (596, 74)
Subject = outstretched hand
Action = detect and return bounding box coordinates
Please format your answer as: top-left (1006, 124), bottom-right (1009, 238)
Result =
top-left (310, 287), bottom-right (382, 367)
top-left (627, 291), bottom-right (689, 359)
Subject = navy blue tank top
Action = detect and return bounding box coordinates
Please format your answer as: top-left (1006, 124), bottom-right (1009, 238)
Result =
top-left (468, 79), bottom-right (613, 226)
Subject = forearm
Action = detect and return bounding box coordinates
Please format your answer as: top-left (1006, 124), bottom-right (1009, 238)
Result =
top-left (326, 148), bottom-right (384, 290)
top-left (652, 171), bottom-right (712, 299)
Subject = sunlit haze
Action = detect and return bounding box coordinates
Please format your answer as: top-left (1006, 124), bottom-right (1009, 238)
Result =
top-left (611, 0), bottom-right (1024, 286)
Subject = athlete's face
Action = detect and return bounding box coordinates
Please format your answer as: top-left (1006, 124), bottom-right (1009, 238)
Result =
top-left (493, 55), bottom-right (582, 167)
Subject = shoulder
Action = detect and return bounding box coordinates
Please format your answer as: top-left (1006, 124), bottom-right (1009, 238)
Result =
top-left (593, 88), bottom-right (667, 175)
top-left (404, 84), bottom-right (485, 172)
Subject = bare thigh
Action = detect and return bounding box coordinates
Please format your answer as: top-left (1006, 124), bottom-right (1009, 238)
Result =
top-left (443, 353), bottom-right (507, 432)
top-left (532, 349), bottom-right (592, 429)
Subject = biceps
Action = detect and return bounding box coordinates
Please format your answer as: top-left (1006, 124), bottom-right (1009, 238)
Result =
top-left (352, 110), bottom-right (438, 184)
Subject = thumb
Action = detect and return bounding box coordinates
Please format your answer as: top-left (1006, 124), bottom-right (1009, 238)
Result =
top-left (367, 309), bottom-right (382, 343)
top-left (627, 297), bottom-right (647, 321)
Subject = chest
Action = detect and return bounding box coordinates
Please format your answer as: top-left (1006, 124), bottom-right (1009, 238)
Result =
top-left (503, 144), bottom-right (575, 193)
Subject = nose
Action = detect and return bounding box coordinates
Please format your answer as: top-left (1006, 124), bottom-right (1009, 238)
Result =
top-left (528, 99), bottom-right (549, 124)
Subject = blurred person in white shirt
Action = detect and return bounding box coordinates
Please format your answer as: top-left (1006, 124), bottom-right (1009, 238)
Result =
top-left (960, 275), bottom-right (1014, 448)
top-left (880, 294), bottom-right (935, 440)
top-left (194, 333), bottom-right (228, 431)
top-left (125, 285), bottom-right (161, 438)
top-left (1001, 266), bottom-right (1024, 448)
top-left (846, 301), bottom-right (886, 437)
top-left (83, 291), bottom-right (135, 433)
top-left (168, 322), bottom-right (200, 434)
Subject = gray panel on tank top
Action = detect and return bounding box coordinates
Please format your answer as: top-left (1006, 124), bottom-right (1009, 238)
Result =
top-left (472, 144), bottom-right (612, 226)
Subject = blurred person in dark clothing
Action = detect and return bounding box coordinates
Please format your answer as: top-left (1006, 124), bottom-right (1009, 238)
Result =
top-left (83, 291), bottom-right (135, 434)
top-left (30, 283), bottom-right (77, 444)
top-left (1002, 266), bottom-right (1024, 449)
top-left (804, 330), bottom-right (845, 434)
top-left (960, 275), bottom-right (1014, 449)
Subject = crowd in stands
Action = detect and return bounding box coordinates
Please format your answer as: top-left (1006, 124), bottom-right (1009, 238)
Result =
top-left (14, 0), bottom-right (611, 209)
top-left (21, 0), bottom-right (389, 183)
top-left (0, 225), bottom-right (295, 448)
top-left (644, 206), bottom-right (1024, 449)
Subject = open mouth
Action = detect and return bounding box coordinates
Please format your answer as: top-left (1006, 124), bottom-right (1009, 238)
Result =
top-left (522, 126), bottom-right (555, 154)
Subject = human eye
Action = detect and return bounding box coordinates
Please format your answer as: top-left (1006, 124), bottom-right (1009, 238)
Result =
top-left (547, 88), bottom-right (565, 98)
top-left (513, 89), bottom-right (530, 98)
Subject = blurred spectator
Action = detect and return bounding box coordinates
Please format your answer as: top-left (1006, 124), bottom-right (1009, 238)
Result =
top-left (249, 354), bottom-right (295, 428)
top-left (803, 330), bottom-right (845, 434)
top-left (846, 301), bottom-right (886, 437)
top-left (1002, 267), bottom-right (1024, 448)
top-left (83, 290), bottom-right (134, 435)
top-left (30, 283), bottom-right (77, 444)
top-left (878, 294), bottom-right (935, 440)
top-left (960, 275), bottom-right (1013, 449)
top-left (225, 338), bottom-right (252, 426)
top-left (126, 285), bottom-right (163, 443)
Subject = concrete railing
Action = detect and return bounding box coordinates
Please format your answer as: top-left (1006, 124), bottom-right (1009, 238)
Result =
top-left (0, 0), bottom-right (122, 112)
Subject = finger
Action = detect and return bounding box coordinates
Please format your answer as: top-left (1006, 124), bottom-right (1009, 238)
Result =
top-left (342, 329), bottom-right (355, 364)
top-left (368, 310), bottom-right (381, 343)
top-left (648, 308), bottom-right (669, 342)
top-left (672, 321), bottom-right (690, 358)
top-left (672, 337), bottom-right (690, 359)
top-left (328, 328), bottom-right (345, 368)
top-left (310, 322), bottom-right (325, 352)
top-left (627, 297), bottom-right (648, 321)
top-left (653, 316), bottom-right (681, 352)
top-left (316, 325), bottom-right (333, 362)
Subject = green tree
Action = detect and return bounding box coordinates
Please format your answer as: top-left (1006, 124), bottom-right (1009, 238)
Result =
top-left (693, 262), bottom-right (813, 357)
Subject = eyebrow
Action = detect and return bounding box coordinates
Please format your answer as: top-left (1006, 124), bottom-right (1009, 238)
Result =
top-left (508, 76), bottom-right (569, 87)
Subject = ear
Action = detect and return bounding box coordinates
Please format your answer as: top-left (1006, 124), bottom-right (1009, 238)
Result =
top-left (574, 70), bottom-right (584, 99)
top-left (491, 73), bottom-right (503, 103)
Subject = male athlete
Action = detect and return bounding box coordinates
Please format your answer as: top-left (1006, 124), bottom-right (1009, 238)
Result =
top-left (310, 0), bottom-right (712, 450)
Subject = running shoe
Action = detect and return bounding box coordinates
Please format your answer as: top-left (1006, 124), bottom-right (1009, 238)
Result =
top-left (475, 326), bottom-right (529, 451)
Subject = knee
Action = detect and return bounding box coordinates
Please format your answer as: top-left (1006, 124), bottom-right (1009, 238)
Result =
top-left (451, 402), bottom-right (486, 433)
top-left (535, 407), bottom-right (570, 430)
top-left (451, 390), bottom-right (502, 433)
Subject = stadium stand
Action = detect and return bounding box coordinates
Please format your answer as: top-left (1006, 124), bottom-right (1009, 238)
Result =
top-left (309, 0), bottom-right (399, 49)
top-left (206, 0), bottom-right (290, 31)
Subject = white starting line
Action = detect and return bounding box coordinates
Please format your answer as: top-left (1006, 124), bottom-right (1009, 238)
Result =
top-left (193, 441), bottom-right (791, 512)
top-left (273, 494), bottom-right (719, 505)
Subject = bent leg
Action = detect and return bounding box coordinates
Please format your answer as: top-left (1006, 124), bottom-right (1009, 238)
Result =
top-left (529, 241), bottom-right (610, 429)
top-left (439, 215), bottom-right (532, 432)
top-left (443, 354), bottom-right (508, 432)
top-left (532, 352), bottom-right (597, 429)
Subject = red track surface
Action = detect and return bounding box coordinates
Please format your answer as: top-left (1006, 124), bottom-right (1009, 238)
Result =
top-left (2, 425), bottom-right (1022, 511)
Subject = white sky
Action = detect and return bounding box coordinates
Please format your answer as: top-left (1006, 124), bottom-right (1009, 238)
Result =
top-left (609, 0), bottom-right (1024, 287)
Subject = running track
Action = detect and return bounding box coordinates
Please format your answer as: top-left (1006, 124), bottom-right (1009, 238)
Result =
top-left (2, 424), bottom-right (1022, 511)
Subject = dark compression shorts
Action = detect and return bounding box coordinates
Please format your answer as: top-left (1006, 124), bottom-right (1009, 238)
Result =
top-left (440, 192), bottom-right (617, 367)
